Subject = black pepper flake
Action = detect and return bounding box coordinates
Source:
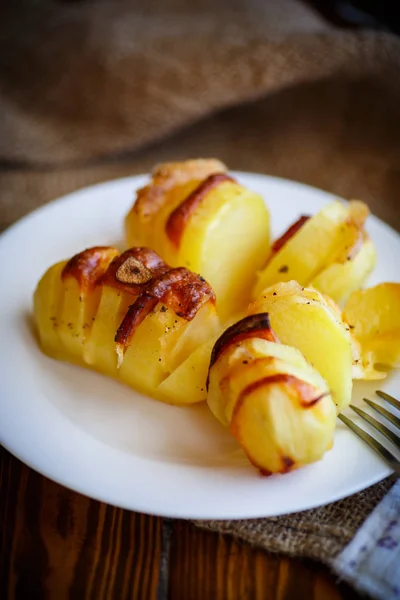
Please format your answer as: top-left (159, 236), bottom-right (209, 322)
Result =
top-left (307, 302), bottom-right (311, 305)
top-left (242, 360), bottom-right (249, 364)
top-left (198, 275), bottom-right (206, 282)
top-left (176, 311), bottom-right (183, 318)
top-left (67, 322), bottom-right (73, 329)
top-left (160, 306), bottom-right (167, 312)
top-left (349, 324), bottom-right (355, 329)
top-left (158, 358), bottom-right (161, 362)
top-left (272, 292), bottom-right (277, 296)
top-left (92, 317), bottom-right (96, 321)
top-left (278, 265), bottom-right (289, 273)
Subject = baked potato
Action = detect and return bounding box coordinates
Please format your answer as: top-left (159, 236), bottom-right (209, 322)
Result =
top-left (33, 246), bottom-right (220, 403)
top-left (125, 159), bottom-right (271, 319)
top-left (343, 283), bottom-right (400, 375)
top-left (248, 281), bottom-right (353, 412)
top-left (207, 314), bottom-right (336, 475)
top-left (254, 200), bottom-right (376, 305)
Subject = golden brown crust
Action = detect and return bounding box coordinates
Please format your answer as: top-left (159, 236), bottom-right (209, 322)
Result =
top-left (100, 248), bottom-right (169, 295)
top-left (115, 266), bottom-right (215, 350)
top-left (165, 173), bottom-right (235, 247)
top-left (131, 158), bottom-right (228, 222)
top-left (207, 314), bottom-right (279, 389)
top-left (104, 250), bottom-right (216, 352)
top-left (62, 245), bottom-right (215, 356)
top-left (233, 374), bottom-right (328, 411)
top-left (61, 247), bottom-right (119, 293)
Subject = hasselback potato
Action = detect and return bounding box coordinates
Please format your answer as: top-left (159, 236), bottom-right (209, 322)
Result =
top-left (125, 159), bottom-right (271, 319)
top-left (33, 246), bottom-right (220, 403)
top-left (254, 200), bottom-right (376, 305)
top-left (207, 314), bottom-right (336, 475)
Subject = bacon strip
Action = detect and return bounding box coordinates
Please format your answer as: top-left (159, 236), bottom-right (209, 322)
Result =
top-left (206, 313), bottom-right (279, 389)
top-left (114, 264), bottom-right (215, 351)
top-left (268, 215), bottom-right (310, 261)
top-left (62, 247), bottom-right (119, 293)
top-left (166, 173), bottom-right (235, 248)
top-left (101, 247), bottom-right (169, 295)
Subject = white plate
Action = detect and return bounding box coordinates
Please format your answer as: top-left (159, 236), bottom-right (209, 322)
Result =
top-left (0, 172), bottom-right (398, 520)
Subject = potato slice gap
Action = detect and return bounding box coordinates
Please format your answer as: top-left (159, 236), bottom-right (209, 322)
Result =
top-left (310, 238), bottom-right (376, 305)
top-left (254, 200), bottom-right (376, 305)
top-left (125, 158), bottom-right (227, 252)
top-left (59, 247), bottom-right (119, 366)
top-left (249, 282), bottom-right (353, 412)
top-left (254, 201), bottom-right (348, 297)
top-left (157, 337), bottom-right (216, 405)
top-left (176, 178), bottom-right (270, 319)
top-left (310, 202), bottom-right (376, 304)
top-left (343, 283), bottom-right (400, 372)
top-left (33, 260), bottom-right (67, 360)
top-left (207, 314), bottom-right (336, 475)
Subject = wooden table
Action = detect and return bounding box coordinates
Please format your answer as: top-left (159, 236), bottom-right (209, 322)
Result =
top-left (0, 446), bottom-right (360, 600)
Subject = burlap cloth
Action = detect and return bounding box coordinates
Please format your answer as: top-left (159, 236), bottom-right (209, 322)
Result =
top-left (1, 0), bottom-right (399, 570)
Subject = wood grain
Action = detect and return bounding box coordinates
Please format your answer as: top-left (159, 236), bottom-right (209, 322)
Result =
top-left (0, 446), bottom-right (163, 600)
top-left (0, 446), bottom-right (359, 600)
top-left (168, 520), bottom-right (357, 600)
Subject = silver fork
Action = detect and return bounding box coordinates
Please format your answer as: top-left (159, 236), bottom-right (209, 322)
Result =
top-left (338, 390), bottom-right (400, 477)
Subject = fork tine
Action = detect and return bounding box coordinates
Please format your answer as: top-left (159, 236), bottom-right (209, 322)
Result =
top-left (364, 398), bottom-right (400, 429)
top-left (350, 405), bottom-right (400, 450)
top-left (376, 390), bottom-right (400, 412)
top-left (338, 414), bottom-right (400, 476)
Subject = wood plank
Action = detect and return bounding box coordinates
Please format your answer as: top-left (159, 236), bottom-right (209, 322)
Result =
top-left (0, 446), bottom-right (163, 600)
top-left (168, 519), bottom-right (358, 600)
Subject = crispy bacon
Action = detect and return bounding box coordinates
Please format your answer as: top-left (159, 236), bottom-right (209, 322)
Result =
top-left (115, 266), bottom-right (215, 350)
top-left (166, 173), bottom-right (235, 248)
top-left (233, 374), bottom-right (329, 411)
top-left (61, 247), bottom-right (119, 293)
top-left (206, 314), bottom-right (279, 389)
top-left (269, 215), bottom-right (310, 259)
top-left (132, 159), bottom-right (227, 221)
top-left (101, 248), bottom-right (169, 295)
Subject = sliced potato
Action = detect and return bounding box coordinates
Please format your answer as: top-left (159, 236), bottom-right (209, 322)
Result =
top-left (33, 260), bottom-right (67, 360)
top-left (254, 201), bottom-right (348, 297)
top-left (254, 200), bottom-right (376, 305)
top-left (125, 160), bottom-right (270, 320)
top-left (207, 314), bottom-right (336, 474)
top-left (249, 281), bottom-right (353, 412)
top-left (33, 246), bottom-right (220, 402)
top-left (343, 283), bottom-right (400, 372)
top-left (311, 238), bottom-right (376, 305)
top-left (157, 337), bottom-right (215, 405)
top-left (177, 179), bottom-right (270, 319)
